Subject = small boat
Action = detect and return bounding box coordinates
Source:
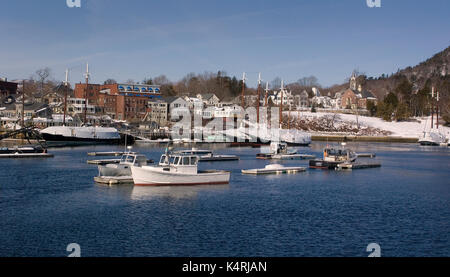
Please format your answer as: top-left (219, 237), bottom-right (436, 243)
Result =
top-left (0, 145), bottom-right (47, 155)
top-left (418, 131), bottom-right (447, 146)
top-left (309, 143), bottom-right (357, 169)
top-left (257, 142), bottom-right (315, 160)
top-left (175, 148), bottom-right (239, 162)
top-left (130, 150), bottom-right (230, 186)
top-left (98, 153), bottom-right (150, 177)
top-left (242, 164), bottom-right (306, 175)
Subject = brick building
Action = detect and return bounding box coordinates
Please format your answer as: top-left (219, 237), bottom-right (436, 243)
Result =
top-left (74, 83), bottom-right (161, 121)
top-left (0, 78), bottom-right (18, 98)
top-left (340, 72), bottom-right (377, 110)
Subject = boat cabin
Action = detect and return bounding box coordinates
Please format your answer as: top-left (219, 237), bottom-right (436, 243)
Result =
top-left (269, 142), bottom-right (288, 154)
top-left (120, 154), bottom-right (148, 166)
top-left (323, 148), bottom-right (356, 162)
top-left (158, 154), bottom-right (199, 174)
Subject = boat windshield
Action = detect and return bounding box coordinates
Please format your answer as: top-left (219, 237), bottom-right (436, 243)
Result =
top-left (121, 155), bottom-right (135, 163)
top-left (159, 155), bottom-right (169, 165)
top-left (325, 149), bottom-right (348, 156)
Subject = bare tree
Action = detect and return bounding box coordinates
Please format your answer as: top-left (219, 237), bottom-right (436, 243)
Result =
top-left (153, 75), bottom-right (171, 86)
top-left (297, 76), bottom-right (319, 87)
top-left (36, 67), bottom-right (51, 93)
top-left (103, 79), bottom-right (117, 85)
top-left (271, 77), bottom-right (282, 89)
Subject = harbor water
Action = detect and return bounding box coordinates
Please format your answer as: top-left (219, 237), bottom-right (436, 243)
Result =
top-left (0, 142), bottom-right (449, 257)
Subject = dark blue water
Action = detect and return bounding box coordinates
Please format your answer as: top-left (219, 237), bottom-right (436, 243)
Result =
top-left (0, 142), bottom-right (449, 257)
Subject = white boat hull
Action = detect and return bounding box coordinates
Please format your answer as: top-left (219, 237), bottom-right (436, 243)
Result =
top-left (131, 166), bottom-right (230, 186)
top-left (98, 164), bottom-right (131, 177)
top-left (418, 131), bottom-right (447, 146)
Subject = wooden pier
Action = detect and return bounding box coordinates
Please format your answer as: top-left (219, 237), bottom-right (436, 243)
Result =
top-left (87, 151), bottom-right (131, 157)
top-left (337, 162), bottom-right (381, 170)
top-left (0, 153), bottom-right (54, 159)
top-left (356, 153), bottom-right (376, 158)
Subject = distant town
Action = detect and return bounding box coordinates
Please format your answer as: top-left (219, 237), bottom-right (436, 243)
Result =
top-left (1, 46), bottom-right (449, 140)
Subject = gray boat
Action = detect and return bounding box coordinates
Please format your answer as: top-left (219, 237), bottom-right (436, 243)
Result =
top-left (98, 153), bottom-right (149, 177)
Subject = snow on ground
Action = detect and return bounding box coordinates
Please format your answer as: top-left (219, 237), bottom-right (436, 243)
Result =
top-left (290, 111), bottom-right (450, 138)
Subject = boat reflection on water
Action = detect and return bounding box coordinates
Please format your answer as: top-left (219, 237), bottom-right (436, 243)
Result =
top-left (130, 185), bottom-right (230, 201)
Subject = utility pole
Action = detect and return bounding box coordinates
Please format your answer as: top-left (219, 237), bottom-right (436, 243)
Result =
top-left (436, 90), bottom-right (440, 129)
top-left (431, 87), bottom-right (434, 129)
top-left (84, 63), bottom-right (90, 125)
top-left (241, 72), bottom-right (246, 109)
top-left (63, 69), bottom-right (69, 126)
top-left (257, 73), bottom-right (261, 124)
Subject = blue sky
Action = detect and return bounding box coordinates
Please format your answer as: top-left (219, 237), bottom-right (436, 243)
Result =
top-left (0, 0), bottom-right (449, 87)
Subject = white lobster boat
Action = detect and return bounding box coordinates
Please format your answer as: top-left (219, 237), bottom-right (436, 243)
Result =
top-left (131, 151), bottom-right (230, 186)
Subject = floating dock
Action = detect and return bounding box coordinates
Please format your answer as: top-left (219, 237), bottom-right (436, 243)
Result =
top-left (0, 153), bottom-right (54, 159)
top-left (257, 153), bottom-right (315, 160)
top-left (87, 159), bottom-right (121, 165)
top-left (199, 155), bottom-right (239, 162)
top-left (356, 153), bottom-right (376, 158)
top-left (242, 164), bottom-right (306, 175)
top-left (88, 151), bottom-right (132, 157)
top-left (337, 162), bottom-right (381, 170)
top-left (94, 176), bottom-right (134, 185)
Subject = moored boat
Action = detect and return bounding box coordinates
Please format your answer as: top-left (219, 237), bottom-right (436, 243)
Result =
top-left (41, 126), bottom-right (121, 145)
top-left (242, 164), bottom-right (306, 175)
top-left (309, 143), bottom-right (357, 169)
top-left (98, 153), bottom-right (150, 177)
top-left (418, 131), bottom-right (447, 146)
top-left (257, 142), bottom-right (315, 160)
top-left (175, 148), bottom-right (239, 162)
top-left (130, 150), bottom-right (230, 186)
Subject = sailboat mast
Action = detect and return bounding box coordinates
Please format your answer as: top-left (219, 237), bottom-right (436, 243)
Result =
top-left (84, 63), bottom-right (90, 125)
top-left (279, 80), bottom-right (284, 129)
top-left (241, 72), bottom-right (246, 109)
top-left (264, 82), bottom-right (269, 107)
top-left (22, 80), bottom-right (25, 129)
top-left (257, 73), bottom-right (261, 124)
top-left (63, 69), bottom-right (69, 126)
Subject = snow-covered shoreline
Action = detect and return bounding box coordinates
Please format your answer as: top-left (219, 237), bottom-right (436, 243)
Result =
top-left (287, 111), bottom-right (450, 139)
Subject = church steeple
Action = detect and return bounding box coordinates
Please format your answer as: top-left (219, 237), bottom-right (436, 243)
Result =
top-left (350, 71), bottom-right (357, 90)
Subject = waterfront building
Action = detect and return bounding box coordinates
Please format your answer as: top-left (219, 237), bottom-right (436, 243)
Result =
top-left (74, 82), bottom-right (161, 121)
top-left (0, 78), bottom-right (18, 98)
